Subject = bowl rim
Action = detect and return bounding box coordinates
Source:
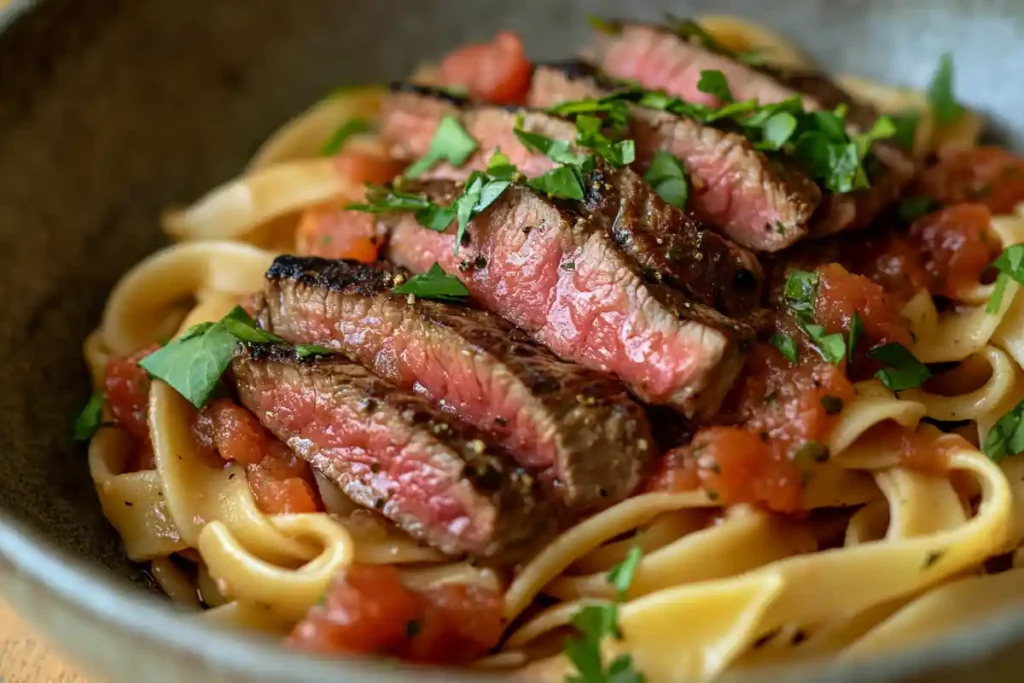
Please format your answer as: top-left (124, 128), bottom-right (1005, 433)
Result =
top-left (2, 0), bottom-right (1024, 680)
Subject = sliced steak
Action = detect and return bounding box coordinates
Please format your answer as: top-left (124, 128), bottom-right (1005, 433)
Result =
top-left (231, 342), bottom-right (551, 559)
top-left (257, 256), bottom-right (654, 511)
top-left (529, 61), bottom-right (821, 252)
top-left (382, 82), bottom-right (577, 179)
top-left (381, 180), bottom-right (755, 417)
top-left (586, 163), bottom-right (764, 316)
top-left (584, 21), bottom-right (915, 237)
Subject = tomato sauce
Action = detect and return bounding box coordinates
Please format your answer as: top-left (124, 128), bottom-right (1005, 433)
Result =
top-left (916, 146), bottom-right (1024, 216)
top-left (289, 565), bottom-right (503, 665)
top-left (856, 422), bottom-right (969, 475)
top-left (906, 204), bottom-right (1001, 300)
top-left (194, 399), bottom-right (322, 514)
top-left (439, 31), bottom-right (532, 105)
top-left (104, 344), bottom-right (161, 471)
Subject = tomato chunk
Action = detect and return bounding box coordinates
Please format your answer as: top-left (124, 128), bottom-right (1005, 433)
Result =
top-left (104, 344), bottom-right (161, 444)
top-left (907, 204), bottom-right (1001, 300)
top-left (916, 146), bottom-right (1024, 215)
top-left (296, 206), bottom-right (380, 262)
top-left (289, 565), bottom-right (502, 665)
top-left (194, 399), bottom-right (322, 514)
top-left (844, 231), bottom-right (933, 306)
top-left (440, 31), bottom-right (531, 105)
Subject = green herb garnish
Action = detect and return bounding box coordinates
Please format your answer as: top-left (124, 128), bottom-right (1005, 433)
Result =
top-left (320, 118), bottom-right (373, 156)
top-left (984, 399), bottom-right (1024, 463)
top-left (221, 307), bottom-right (284, 344)
top-left (820, 395), bottom-right (844, 416)
top-left (927, 53), bottom-right (963, 126)
top-left (696, 69), bottom-right (734, 102)
top-left (782, 270), bottom-right (846, 364)
top-left (769, 333), bottom-right (799, 364)
top-left (803, 323), bottom-right (847, 364)
top-left (783, 270), bottom-right (819, 316)
top-left (295, 344), bottom-right (336, 358)
top-left (405, 116), bottom-right (479, 178)
top-left (347, 185), bottom-right (455, 233)
top-left (848, 311), bottom-right (864, 358)
top-left (867, 343), bottom-right (931, 391)
top-left (898, 196), bottom-right (941, 222)
top-left (73, 392), bottom-right (105, 442)
top-left (890, 110), bottom-right (920, 152)
top-left (451, 171), bottom-right (512, 253)
top-left (644, 150), bottom-right (690, 210)
top-left (607, 546), bottom-right (642, 600)
top-left (391, 263), bottom-right (470, 302)
top-left (138, 316), bottom-right (242, 408)
top-left (986, 245), bottom-right (1024, 313)
top-left (587, 15), bottom-right (621, 35)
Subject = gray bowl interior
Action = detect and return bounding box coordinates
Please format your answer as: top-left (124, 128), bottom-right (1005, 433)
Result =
top-left (2, 0), bottom-right (1024, 681)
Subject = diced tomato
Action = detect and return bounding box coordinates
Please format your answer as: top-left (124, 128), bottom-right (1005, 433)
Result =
top-left (844, 231), bottom-right (934, 306)
top-left (105, 344), bottom-right (161, 443)
top-left (815, 263), bottom-right (914, 370)
top-left (296, 205), bottom-right (380, 262)
top-left (194, 399), bottom-right (322, 515)
top-left (907, 204), bottom-right (1001, 300)
top-left (652, 346), bottom-right (855, 514)
top-left (440, 31), bottom-right (532, 105)
top-left (916, 146), bottom-right (1024, 215)
top-left (289, 565), bottom-right (502, 665)
top-left (333, 150), bottom-right (404, 186)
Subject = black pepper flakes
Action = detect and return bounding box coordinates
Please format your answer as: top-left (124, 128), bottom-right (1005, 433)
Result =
top-left (474, 255), bottom-right (488, 269)
top-left (370, 462), bottom-right (381, 473)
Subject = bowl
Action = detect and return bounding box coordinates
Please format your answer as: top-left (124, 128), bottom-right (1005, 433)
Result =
top-left (2, 0), bottom-right (1024, 681)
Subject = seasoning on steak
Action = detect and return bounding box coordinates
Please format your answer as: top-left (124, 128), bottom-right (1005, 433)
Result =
top-left (231, 342), bottom-right (552, 559)
top-left (257, 255), bottom-right (655, 511)
top-left (583, 21), bottom-right (916, 238)
top-left (529, 61), bottom-right (822, 252)
top-left (383, 84), bottom-right (765, 313)
top-left (380, 180), bottom-right (755, 417)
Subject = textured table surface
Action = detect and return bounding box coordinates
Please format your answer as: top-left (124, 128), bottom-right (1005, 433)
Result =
top-left (0, 600), bottom-right (88, 683)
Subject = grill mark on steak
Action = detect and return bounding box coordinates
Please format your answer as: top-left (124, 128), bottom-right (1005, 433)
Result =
top-left (231, 342), bottom-right (553, 559)
top-left (382, 84), bottom-right (766, 314)
top-left (381, 179), bottom-right (754, 417)
top-left (528, 61), bottom-right (822, 252)
top-left (258, 256), bottom-right (655, 512)
top-left (583, 21), bottom-right (915, 239)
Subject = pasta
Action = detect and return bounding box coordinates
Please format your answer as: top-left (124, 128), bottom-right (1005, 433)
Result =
top-left (73, 13), bottom-right (1024, 683)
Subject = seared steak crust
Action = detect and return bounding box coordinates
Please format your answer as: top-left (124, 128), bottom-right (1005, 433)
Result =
top-left (259, 256), bottom-right (655, 511)
top-left (232, 343), bottom-right (552, 559)
top-left (383, 180), bottom-right (754, 417)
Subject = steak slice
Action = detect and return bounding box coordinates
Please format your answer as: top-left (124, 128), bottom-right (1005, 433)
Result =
top-left (529, 61), bottom-right (822, 252)
top-left (381, 180), bottom-right (755, 417)
top-left (584, 21), bottom-right (915, 237)
top-left (383, 84), bottom-right (765, 314)
top-left (231, 342), bottom-right (552, 559)
top-left (257, 255), bottom-right (654, 511)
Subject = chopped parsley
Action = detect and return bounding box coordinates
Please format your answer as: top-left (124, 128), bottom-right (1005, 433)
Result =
top-left (921, 549), bottom-right (946, 570)
top-left (347, 185), bottom-right (456, 233)
top-left (72, 392), bottom-right (105, 442)
top-left (898, 195), bottom-right (941, 222)
top-left (820, 395), bottom-right (844, 415)
top-left (986, 245), bottom-right (1024, 313)
top-left (644, 150), bottom-right (689, 210)
top-left (866, 343), bottom-right (931, 391)
top-left (983, 399), bottom-right (1024, 463)
top-left (587, 15), bottom-right (621, 35)
top-left (320, 118), bottom-right (373, 156)
top-left (391, 262), bottom-right (469, 302)
top-left (696, 69), bottom-right (734, 102)
top-left (769, 332), bottom-right (799, 364)
top-left (451, 170), bottom-right (512, 253)
top-left (563, 548), bottom-right (646, 683)
top-left (890, 110), bottom-right (920, 151)
top-left (404, 116), bottom-right (479, 178)
top-left (927, 53), bottom-right (963, 126)
top-left (295, 344), bottom-right (337, 358)
top-left (782, 270), bottom-right (846, 364)
top-left (138, 306), bottom-right (278, 408)
top-left (848, 311), bottom-right (864, 358)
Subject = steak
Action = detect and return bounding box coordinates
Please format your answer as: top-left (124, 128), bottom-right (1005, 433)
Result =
top-left (381, 180), bottom-right (755, 417)
top-left (257, 256), bottom-right (654, 511)
top-left (529, 61), bottom-right (822, 252)
top-left (231, 342), bottom-right (552, 559)
top-left (584, 21), bottom-right (916, 237)
top-left (383, 84), bottom-right (765, 314)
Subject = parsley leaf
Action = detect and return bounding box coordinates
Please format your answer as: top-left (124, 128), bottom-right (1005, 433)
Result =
top-left (696, 70), bottom-right (733, 102)
top-left (347, 186), bottom-right (455, 233)
top-left (138, 321), bottom-right (239, 408)
top-left (451, 171), bottom-right (511, 253)
top-left (927, 53), bottom-right (963, 126)
top-left (770, 333), bottom-right (799, 364)
top-left (804, 323), bottom-right (847, 364)
top-left (898, 196), bottom-right (941, 222)
top-left (391, 263), bottom-right (469, 302)
top-left (890, 110), bottom-right (920, 151)
top-left (528, 165), bottom-right (587, 201)
top-left (485, 150), bottom-right (519, 180)
top-left (513, 125), bottom-right (584, 166)
top-left (574, 114), bottom-right (635, 167)
top-left (220, 306), bottom-right (283, 344)
top-left (782, 270), bottom-right (846, 363)
top-left (756, 112), bottom-right (798, 151)
top-left (607, 546), bottom-right (642, 600)
top-left (320, 118), bottom-right (373, 156)
top-left (644, 151), bottom-right (689, 210)
top-left (867, 343), bottom-right (932, 391)
top-left (587, 15), bottom-right (621, 35)
top-left (984, 399), bottom-right (1024, 463)
top-left (72, 392), bottom-right (105, 442)
top-left (848, 311), bottom-right (864, 358)
top-left (986, 245), bottom-right (1024, 312)
top-left (783, 270), bottom-right (819, 318)
top-left (853, 116), bottom-right (897, 157)
top-left (404, 116), bottom-right (478, 178)
top-left (295, 344), bottom-right (336, 358)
